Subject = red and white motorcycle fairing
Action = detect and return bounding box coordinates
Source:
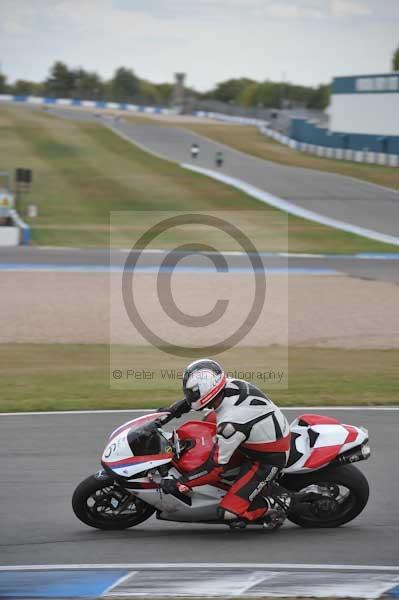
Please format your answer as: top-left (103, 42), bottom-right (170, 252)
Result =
top-left (101, 413), bottom-right (172, 479)
top-left (284, 413), bottom-right (369, 473)
top-left (100, 412), bottom-right (370, 523)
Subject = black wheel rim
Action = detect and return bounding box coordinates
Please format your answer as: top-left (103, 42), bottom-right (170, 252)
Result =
top-left (297, 482), bottom-right (357, 525)
top-left (85, 484), bottom-right (142, 523)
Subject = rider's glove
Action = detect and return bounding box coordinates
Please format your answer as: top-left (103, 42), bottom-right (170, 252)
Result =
top-left (160, 476), bottom-right (178, 494)
top-left (160, 476), bottom-right (189, 495)
top-left (158, 399), bottom-right (190, 419)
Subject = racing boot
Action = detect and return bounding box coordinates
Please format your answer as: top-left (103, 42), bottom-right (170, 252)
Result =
top-left (262, 492), bottom-right (292, 530)
top-left (218, 508), bottom-right (247, 530)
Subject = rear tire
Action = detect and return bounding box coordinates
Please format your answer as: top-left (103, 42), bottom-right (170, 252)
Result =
top-left (281, 464), bottom-right (369, 528)
top-left (72, 474), bottom-right (155, 530)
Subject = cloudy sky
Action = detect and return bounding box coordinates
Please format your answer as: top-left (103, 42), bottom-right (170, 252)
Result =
top-left (0, 0), bottom-right (398, 90)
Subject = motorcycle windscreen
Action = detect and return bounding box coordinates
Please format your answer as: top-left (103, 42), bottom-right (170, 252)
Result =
top-left (102, 421), bottom-right (172, 478)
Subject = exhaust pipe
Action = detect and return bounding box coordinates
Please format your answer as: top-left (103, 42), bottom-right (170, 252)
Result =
top-left (330, 442), bottom-right (370, 467)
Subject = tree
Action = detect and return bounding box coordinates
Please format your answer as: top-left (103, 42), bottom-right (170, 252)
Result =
top-left (249, 81), bottom-right (281, 108)
top-left (44, 61), bottom-right (75, 98)
top-left (306, 84), bottom-right (330, 109)
top-left (155, 82), bottom-right (174, 104)
top-left (72, 68), bottom-right (104, 100)
top-left (211, 78), bottom-right (255, 103)
top-left (0, 67), bottom-right (7, 93)
top-left (393, 44), bottom-right (399, 71)
top-left (111, 67), bottom-right (140, 102)
top-left (138, 80), bottom-right (161, 105)
top-left (237, 82), bottom-right (259, 106)
top-left (13, 79), bottom-right (36, 96)
top-left (204, 77), bottom-right (331, 109)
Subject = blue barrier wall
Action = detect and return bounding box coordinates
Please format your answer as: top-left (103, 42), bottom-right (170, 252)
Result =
top-left (290, 118), bottom-right (399, 154)
top-left (0, 94), bottom-right (174, 116)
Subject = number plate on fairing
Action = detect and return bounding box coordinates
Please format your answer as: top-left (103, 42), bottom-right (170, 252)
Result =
top-left (102, 430), bottom-right (132, 462)
top-left (101, 429), bottom-right (172, 478)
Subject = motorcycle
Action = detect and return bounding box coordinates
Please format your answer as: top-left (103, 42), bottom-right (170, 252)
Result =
top-left (72, 410), bottom-right (370, 530)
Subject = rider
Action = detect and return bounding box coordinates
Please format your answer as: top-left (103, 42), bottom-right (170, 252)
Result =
top-left (190, 142), bottom-right (199, 159)
top-left (160, 358), bottom-right (291, 527)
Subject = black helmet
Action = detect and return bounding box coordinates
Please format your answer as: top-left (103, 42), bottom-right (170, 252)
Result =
top-left (182, 358), bottom-right (226, 410)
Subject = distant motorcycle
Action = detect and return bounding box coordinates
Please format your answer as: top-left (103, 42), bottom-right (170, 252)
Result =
top-left (190, 143), bottom-right (199, 159)
top-left (72, 411), bottom-right (370, 530)
top-left (215, 151), bottom-right (224, 167)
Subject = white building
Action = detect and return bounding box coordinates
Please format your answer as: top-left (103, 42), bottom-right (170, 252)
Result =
top-left (329, 73), bottom-right (399, 136)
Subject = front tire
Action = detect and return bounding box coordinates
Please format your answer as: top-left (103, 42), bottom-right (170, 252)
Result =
top-left (72, 474), bottom-right (155, 530)
top-left (282, 464), bottom-right (369, 528)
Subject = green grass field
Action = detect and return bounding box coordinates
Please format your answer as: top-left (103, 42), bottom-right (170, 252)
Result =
top-left (2, 344), bottom-right (397, 412)
top-left (1, 105), bottom-right (398, 253)
top-left (184, 123), bottom-right (399, 192)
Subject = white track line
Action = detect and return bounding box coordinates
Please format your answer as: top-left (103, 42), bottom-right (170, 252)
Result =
top-left (182, 164), bottom-right (399, 247)
top-left (106, 122), bottom-right (399, 247)
top-left (1, 563), bottom-right (399, 572)
top-left (102, 572), bottom-right (138, 596)
top-left (1, 406), bottom-right (398, 416)
top-left (35, 247), bottom-right (399, 259)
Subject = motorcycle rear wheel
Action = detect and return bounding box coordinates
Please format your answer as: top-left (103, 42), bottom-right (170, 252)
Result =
top-left (282, 464), bottom-right (369, 528)
top-left (72, 474), bottom-right (155, 530)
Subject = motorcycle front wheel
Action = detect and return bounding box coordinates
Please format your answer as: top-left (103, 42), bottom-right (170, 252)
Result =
top-left (282, 464), bottom-right (369, 528)
top-left (72, 474), bottom-right (155, 530)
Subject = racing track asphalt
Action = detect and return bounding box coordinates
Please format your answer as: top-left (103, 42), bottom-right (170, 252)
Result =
top-left (45, 106), bottom-right (399, 238)
top-left (1, 246), bottom-right (399, 283)
top-left (4, 105), bottom-right (398, 282)
top-left (0, 409), bottom-right (397, 567)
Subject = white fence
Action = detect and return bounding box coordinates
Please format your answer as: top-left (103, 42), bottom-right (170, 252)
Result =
top-left (194, 110), bottom-right (267, 127)
top-left (0, 225), bottom-right (20, 246)
top-left (0, 94), bottom-right (177, 116)
top-left (193, 110), bottom-right (399, 167)
top-left (258, 125), bottom-right (399, 167)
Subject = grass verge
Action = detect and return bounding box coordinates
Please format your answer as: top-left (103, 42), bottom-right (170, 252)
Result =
top-left (184, 123), bottom-right (399, 192)
top-left (1, 344), bottom-right (398, 412)
top-left (0, 105), bottom-right (397, 253)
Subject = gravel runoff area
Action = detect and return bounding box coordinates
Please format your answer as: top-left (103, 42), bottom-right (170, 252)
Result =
top-left (1, 272), bottom-right (399, 348)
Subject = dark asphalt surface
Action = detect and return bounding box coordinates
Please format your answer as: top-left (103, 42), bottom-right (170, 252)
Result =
top-left (108, 120), bottom-right (399, 238)
top-left (47, 106), bottom-right (399, 239)
top-left (0, 409), bottom-right (397, 566)
top-left (1, 246), bottom-right (399, 283)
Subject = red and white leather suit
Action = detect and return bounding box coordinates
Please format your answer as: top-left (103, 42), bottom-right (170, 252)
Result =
top-left (182, 378), bottom-right (291, 521)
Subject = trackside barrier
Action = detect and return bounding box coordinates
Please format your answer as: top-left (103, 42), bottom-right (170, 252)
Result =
top-left (259, 125), bottom-right (399, 167)
top-left (192, 111), bottom-right (399, 166)
top-left (0, 94), bottom-right (177, 116)
top-left (194, 110), bottom-right (267, 126)
top-left (0, 225), bottom-right (19, 246)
